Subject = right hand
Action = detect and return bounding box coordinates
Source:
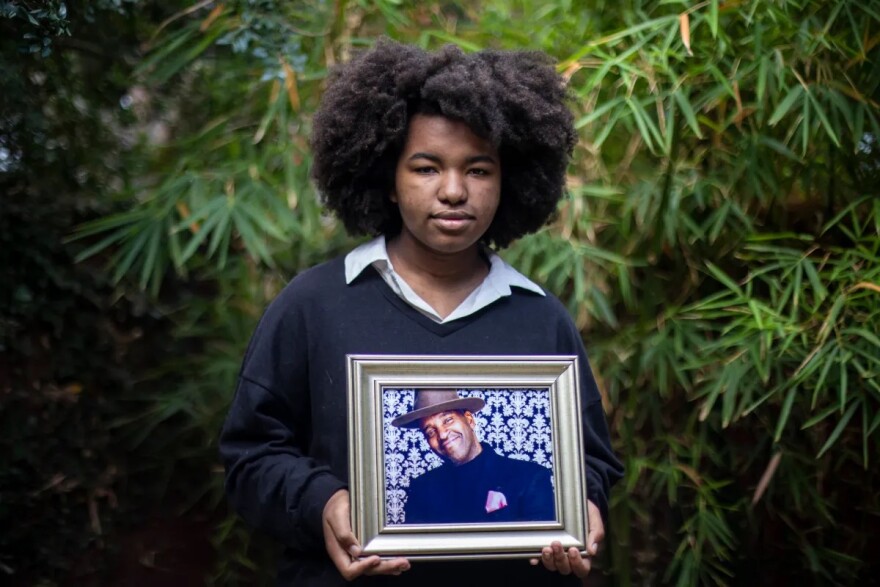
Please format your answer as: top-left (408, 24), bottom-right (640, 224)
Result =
top-left (322, 489), bottom-right (411, 581)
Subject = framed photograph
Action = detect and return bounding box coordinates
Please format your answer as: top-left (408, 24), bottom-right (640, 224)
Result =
top-left (346, 355), bottom-right (589, 560)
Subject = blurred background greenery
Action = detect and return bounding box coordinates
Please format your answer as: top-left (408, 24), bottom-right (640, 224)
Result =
top-left (1, 0), bottom-right (878, 585)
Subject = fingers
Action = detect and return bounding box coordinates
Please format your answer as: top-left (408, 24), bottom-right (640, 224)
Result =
top-left (538, 546), bottom-right (556, 572)
top-left (322, 490), bottom-right (411, 580)
top-left (338, 555), bottom-right (382, 581)
top-left (325, 529), bottom-right (410, 580)
top-left (364, 557), bottom-right (411, 576)
top-left (323, 490), bottom-right (361, 555)
top-left (322, 490), bottom-right (366, 580)
top-left (327, 513), bottom-right (360, 559)
top-left (538, 541), bottom-right (571, 575)
top-left (552, 542), bottom-right (571, 575)
top-left (327, 540), bottom-right (410, 581)
top-left (567, 546), bottom-right (592, 579)
top-left (336, 552), bottom-right (410, 580)
top-left (535, 542), bottom-right (592, 579)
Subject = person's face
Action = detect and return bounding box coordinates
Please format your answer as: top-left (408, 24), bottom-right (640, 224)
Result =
top-left (391, 114), bottom-right (501, 256)
top-left (419, 410), bottom-right (482, 465)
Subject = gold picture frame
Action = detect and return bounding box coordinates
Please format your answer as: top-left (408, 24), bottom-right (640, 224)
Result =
top-left (346, 355), bottom-right (589, 560)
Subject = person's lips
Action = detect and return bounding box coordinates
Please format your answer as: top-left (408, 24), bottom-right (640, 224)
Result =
top-left (441, 435), bottom-right (461, 452)
top-left (431, 211), bottom-right (474, 231)
top-left (432, 211), bottom-right (474, 219)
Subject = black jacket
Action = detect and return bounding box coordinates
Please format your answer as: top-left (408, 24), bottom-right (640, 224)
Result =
top-left (405, 442), bottom-right (555, 524)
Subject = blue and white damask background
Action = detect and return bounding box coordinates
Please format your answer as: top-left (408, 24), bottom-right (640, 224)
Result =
top-left (382, 388), bottom-right (554, 525)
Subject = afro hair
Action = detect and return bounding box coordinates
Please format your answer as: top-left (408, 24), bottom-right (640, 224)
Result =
top-left (310, 39), bottom-right (576, 249)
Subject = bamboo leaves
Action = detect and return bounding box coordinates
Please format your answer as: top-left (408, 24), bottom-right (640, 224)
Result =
top-left (769, 85), bottom-right (804, 126)
top-left (692, 237), bottom-right (880, 461)
top-left (67, 0), bottom-right (880, 585)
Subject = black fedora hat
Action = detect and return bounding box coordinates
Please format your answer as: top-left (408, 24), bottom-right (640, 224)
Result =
top-left (390, 389), bottom-right (485, 428)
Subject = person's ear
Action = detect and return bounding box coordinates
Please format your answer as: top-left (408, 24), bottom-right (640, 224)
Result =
top-left (464, 411), bottom-right (476, 429)
top-left (389, 188), bottom-right (398, 204)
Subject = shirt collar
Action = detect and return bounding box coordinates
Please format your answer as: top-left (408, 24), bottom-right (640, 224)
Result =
top-left (344, 236), bottom-right (391, 284)
top-left (344, 236), bottom-right (544, 297)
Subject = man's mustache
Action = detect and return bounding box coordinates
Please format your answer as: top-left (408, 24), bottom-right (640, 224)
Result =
top-left (440, 433), bottom-right (461, 452)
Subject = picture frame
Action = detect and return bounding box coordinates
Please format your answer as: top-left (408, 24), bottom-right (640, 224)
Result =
top-left (346, 354), bottom-right (589, 560)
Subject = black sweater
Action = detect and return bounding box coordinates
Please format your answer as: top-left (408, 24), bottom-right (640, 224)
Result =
top-left (219, 255), bottom-right (623, 586)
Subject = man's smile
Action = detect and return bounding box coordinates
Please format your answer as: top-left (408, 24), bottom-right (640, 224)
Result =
top-left (441, 434), bottom-right (461, 452)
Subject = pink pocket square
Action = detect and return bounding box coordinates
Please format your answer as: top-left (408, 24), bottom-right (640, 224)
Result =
top-left (485, 490), bottom-right (508, 513)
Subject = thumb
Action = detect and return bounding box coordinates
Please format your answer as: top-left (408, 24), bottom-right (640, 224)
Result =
top-left (586, 500), bottom-right (604, 556)
top-left (327, 515), bottom-right (361, 557)
top-left (324, 490), bottom-right (362, 557)
top-left (338, 533), bottom-right (361, 558)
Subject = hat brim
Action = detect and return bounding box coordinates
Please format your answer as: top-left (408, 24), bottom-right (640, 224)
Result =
top-left (390, 397), bottom-right (485, 428)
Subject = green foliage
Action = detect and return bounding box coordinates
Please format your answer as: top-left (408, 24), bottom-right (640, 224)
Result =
top-left (71, 0), bottom-right (354, 297)
top-left (1, 0), bottom-right (70, 56)
top-left (502, 2), bottom-right (879, 583)
top-left (0, 194), bottom-right (168, 583)
top-left (506, 1), bottom-right (880, 584)
top-left (0, 3), bottom-right (209, 584)
top-left (6, 0), bottom-right (879, 585)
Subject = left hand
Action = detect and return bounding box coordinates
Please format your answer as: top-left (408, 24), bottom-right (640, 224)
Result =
top-left (530, 500), bottom-right (604, 580)
top-left (322, 489), bottom-right (410, 580)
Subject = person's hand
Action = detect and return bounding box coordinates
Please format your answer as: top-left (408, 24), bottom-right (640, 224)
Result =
top-left (322, 489), bottom-right (410, 581)
top-left (529, 500), bottom-right (604, 581)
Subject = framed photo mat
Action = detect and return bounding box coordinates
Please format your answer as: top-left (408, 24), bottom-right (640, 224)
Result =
top-left (347, 355), bottom-right (589, 560)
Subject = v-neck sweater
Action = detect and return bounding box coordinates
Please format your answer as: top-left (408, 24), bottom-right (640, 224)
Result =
top-left (219, 255), bottom-right (623, 587)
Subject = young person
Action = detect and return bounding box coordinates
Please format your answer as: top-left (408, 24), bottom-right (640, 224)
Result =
top-left (219, 39), bottom-right (623, 586)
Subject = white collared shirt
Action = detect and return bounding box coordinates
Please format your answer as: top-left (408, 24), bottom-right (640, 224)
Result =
top-left (344, 236), bottom-right (545, 324)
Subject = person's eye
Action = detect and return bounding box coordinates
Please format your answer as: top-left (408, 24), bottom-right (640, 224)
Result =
top-left (414, 166), bottom-right (437, 174)
top-left (424, 429), bottom-right (435, 438)
top-left (468, 168), bottom-right (489, 176)
top-left (443, 417), bottom-right (453, 425)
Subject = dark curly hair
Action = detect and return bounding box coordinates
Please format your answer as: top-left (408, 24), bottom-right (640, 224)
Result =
top-left (310, 39), bottom-right (576, 249)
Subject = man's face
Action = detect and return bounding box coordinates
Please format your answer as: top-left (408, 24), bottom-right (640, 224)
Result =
top-left (419, 410), bottom-right (482, 465)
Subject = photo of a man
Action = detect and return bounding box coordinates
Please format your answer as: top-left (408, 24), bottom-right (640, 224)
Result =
top-left (390, 389), bottom-right (556, 525)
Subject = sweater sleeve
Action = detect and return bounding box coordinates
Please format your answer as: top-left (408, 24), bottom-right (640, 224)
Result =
top-left (218, 285), bottom-right (346, 551)
top-left (557, 310), bottom-right (624, 525)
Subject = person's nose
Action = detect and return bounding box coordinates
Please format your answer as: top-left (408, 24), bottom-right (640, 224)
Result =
top-left (438, 171), bottom-right (467, 204)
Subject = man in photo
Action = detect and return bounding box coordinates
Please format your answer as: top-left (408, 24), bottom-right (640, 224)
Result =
top-left (391, 389), bottom-right (555, 524)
